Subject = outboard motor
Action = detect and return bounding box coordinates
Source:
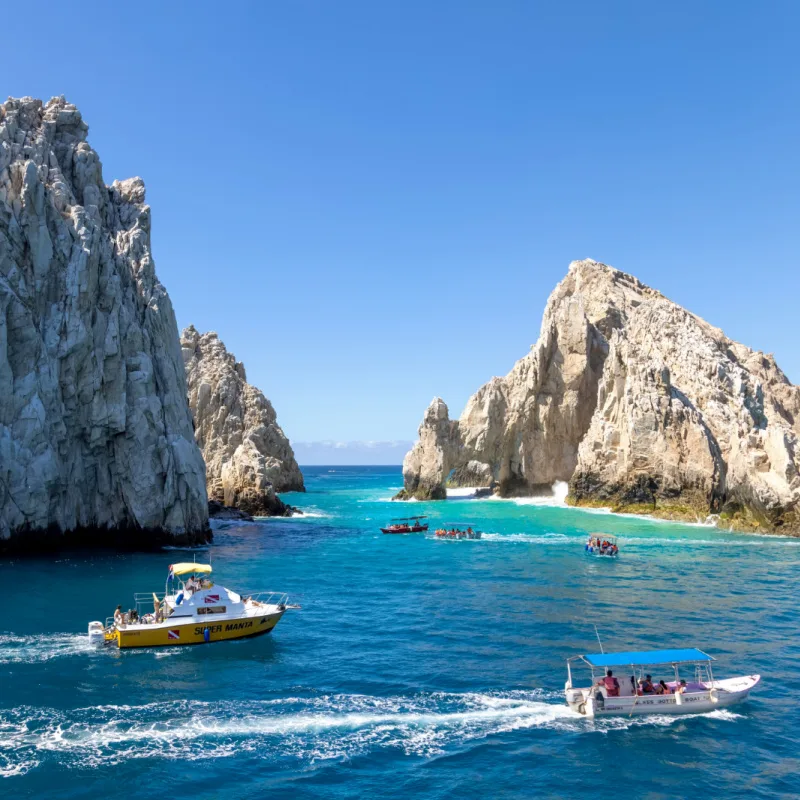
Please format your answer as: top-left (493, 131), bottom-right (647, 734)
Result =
top-left (87, 621), bottom-right (105, 645)
top-left (565, 687), bottom-right (583, 711)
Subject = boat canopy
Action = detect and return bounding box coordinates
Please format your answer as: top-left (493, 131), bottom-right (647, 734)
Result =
top-left (581, 648), bottom-right (713, 667)
top-left (389, 516), bottom-right (427, 522)
top-left (170, 563), bottom-right (213, 576)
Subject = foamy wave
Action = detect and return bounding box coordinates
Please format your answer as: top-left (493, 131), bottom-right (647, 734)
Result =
top-left (486, 480), bottom-right (569, 507)
top-left (446, 487), bottom-right (488, 498)
top-left (0, 633), bottom-right (98, 665)
top-left (287, 509), bottom-right (331, 519)
top-left (255, 509), bottom-right (331, 519)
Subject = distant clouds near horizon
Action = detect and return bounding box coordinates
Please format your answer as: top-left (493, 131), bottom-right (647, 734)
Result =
top-left (293, 440), bottom-right (413, 465)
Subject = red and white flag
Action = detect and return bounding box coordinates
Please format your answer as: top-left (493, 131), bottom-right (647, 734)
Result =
top-left (168, 629), bottom-right (180, 640)
top-left (204, 594), bottom-right (220, 604)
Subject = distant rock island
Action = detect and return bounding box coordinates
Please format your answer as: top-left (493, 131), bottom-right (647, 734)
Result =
top-left (182, 326), bottom-right (304, 517)
top-left (0, 97), bottom-right (209, 551)
top-left (400, 260), bottom-right (800, 534)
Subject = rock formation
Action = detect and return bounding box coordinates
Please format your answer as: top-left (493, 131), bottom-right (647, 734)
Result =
top-left (0, 97), bottom-right (209, 551)
top-left (400, 259), bottom-right (800, 533)
top-left (181, 326), bottom-right (304, 516)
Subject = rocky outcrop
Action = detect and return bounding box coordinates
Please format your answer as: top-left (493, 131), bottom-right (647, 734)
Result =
top-left (0, 97), bottom-right (209, 552)
top-left (181, 326), bottom-right (304, 517)
top-left (401, 259), bottom-right (800, 534)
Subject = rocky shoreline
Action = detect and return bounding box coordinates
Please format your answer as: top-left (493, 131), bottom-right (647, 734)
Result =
top-left (399, 260), bottom-right (800, 536)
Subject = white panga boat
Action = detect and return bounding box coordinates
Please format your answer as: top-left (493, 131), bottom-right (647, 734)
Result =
top-left (434, 523), bottom-right (482, 540)
top-left (565, 648), bottom-right (760, 717)
top-left (88, 562), bottom-right (296, 648)
top-left (585, 534), bottom-right (618, 556)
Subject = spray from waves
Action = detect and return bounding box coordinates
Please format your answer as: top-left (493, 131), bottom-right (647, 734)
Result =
top-left (0, 690), bottom-right (745, 777)
top-left (253, 509), bottom-right (332, 520)
top-left (486, 480), bottom-right (569, 507)
top-left (0, 633), bottom-right (99, 665)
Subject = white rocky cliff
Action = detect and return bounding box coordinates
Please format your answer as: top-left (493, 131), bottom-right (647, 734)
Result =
top-left (0, 97), bottom-right (209, 551)
top-left (400, 260), bottom-right (800, 534)
top-left (181, 326), bottom-right (304, 516)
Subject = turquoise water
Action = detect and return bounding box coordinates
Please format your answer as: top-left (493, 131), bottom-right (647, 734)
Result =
top-left (2, 465), bottom-right (799, 798)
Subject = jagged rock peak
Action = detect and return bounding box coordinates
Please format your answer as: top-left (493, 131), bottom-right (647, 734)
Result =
top-left (181, 326), bottom-right (304, 517)
top-left (400, 259), bottom-right (800, 534)
top-left (0, 96), bottom-right (210, 551)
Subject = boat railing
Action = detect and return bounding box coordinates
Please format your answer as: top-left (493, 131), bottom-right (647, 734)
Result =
top-left (242, 591), bottom-right (289, 608)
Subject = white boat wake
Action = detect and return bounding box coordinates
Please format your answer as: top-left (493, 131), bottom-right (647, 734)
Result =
top-left (0, 633), bottom-right (98, 665)
top-left (0, 690), bottom-right (744, 776)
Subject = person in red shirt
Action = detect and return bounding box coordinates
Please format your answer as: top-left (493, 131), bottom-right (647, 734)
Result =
top-left (600, 669), bottom-right (620, 697)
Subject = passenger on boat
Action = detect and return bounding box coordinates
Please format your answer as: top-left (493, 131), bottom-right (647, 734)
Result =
top-left (640, 675), bottom-right (655, 694)
top-left (598, 669), bottom-right (620, 697)
top-left (675, 679), bottom-right (687, 694)
top-left (114, 605), bottom-right (123, 626)
top-left (656, 680), bottom-right (671, 694)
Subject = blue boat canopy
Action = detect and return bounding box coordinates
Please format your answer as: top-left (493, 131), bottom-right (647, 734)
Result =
top-left (582, 648), bottom-right (713, 667)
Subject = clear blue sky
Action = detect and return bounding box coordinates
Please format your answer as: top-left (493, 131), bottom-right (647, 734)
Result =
top-left (5, 1), bottom-right (800, 449)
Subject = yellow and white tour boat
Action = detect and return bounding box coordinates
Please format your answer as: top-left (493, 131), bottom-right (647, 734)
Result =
top-left (88, 562), bottom-right (294, 648)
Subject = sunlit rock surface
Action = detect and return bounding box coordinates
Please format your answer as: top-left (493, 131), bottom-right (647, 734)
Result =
top-left (181, 326), bottom-right (304, 517)
top-left (401, 260), bottom-right (800, 533)
top-left (0, 97), bottom-right (209, 551)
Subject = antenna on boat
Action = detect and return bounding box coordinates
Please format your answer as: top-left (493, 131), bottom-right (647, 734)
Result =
top-left (594, 624), bottom-right (604, 654)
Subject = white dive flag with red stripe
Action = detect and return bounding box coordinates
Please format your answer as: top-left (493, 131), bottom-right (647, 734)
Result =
top-left (205, 594), bottom-right (220, 604)
top-left (168, 629), bottom-right (180, 640)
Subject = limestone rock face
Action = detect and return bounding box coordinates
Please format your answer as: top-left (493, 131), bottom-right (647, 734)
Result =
top-left (0, 97), bottom-right (209, 550)
top-left (402, 259), bottom-right (800, 533)
top-left (181, 326), bottom-right (304, 516)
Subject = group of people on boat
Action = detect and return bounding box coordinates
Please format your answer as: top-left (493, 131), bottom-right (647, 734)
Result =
top-left (381, 518), bottom-right (428, 533)
top-left (435, 526), bottom-right (480, 539)
top-left (597, 669), bottom-right (689, 697)
top-left (114, 604), bottom-right (159, 626)
top-left (586, 536), bottom-right (618, 555)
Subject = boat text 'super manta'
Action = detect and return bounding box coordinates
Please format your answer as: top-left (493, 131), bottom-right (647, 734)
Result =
top-left (565, 648), bottom-right (760, 717)
top-left (87, 562), bottom-right (294, 648)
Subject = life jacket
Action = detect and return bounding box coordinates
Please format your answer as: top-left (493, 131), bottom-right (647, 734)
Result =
top-left (603, 676), bottom-right (619, 695)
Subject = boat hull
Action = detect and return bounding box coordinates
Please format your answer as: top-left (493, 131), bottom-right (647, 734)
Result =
top-left (112, 610), bottom-right (285, 648)
top-left (381, 527), bottom-right (427, 534)
top-left (566, 675), bottom-right (760, 717)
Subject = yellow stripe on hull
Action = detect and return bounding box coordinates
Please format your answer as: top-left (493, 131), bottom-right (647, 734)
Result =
top-left (115, 612), bottom-right (283, 648)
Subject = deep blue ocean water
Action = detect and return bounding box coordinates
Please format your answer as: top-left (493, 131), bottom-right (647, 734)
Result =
top-left (2, 465), bottom-right (799, 799)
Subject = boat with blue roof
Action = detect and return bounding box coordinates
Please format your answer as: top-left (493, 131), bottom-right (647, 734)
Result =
top-left (565, 647), bottom-right (760, 717)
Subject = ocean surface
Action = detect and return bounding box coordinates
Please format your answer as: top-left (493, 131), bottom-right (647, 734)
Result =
top-left (2, 465), bottom-right (799, 799)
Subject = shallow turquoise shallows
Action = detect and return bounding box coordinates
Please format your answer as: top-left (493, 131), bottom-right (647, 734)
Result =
top-left (2, 466), bottom-right (799, 798)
